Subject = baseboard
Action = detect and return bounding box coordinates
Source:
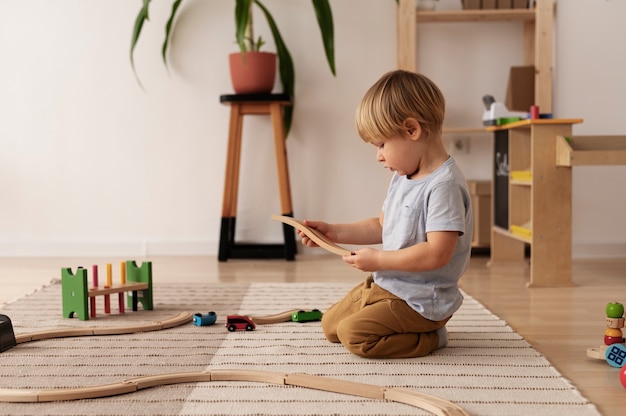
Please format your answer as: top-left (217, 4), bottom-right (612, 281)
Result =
top-left (0, 241), bottom-right (219, 257)
top-left (573, 243), bottom-right (626, 259)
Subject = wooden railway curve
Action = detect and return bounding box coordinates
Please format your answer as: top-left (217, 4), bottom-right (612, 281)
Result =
top-left (0, 312), bottom-right (468, 415)
top-left (272, 215), bottom-right (355, 256)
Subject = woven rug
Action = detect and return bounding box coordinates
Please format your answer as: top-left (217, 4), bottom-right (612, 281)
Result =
top-left (0, 280), bottom-right (599, 416)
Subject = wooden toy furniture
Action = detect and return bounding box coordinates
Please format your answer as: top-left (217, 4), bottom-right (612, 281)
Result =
top-left (486, 119), bottom-right (581, 287)
top-left (487, 120), bottom-right (626, 287)
top-left (218, 94), bottom-right (297, 261)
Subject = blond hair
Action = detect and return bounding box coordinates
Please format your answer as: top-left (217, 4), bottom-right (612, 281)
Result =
top-left (355, 70), bottom-right (445, 143)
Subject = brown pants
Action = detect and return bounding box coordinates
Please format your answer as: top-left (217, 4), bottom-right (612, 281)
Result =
top-left (322, 276), bottom-right (449, 358)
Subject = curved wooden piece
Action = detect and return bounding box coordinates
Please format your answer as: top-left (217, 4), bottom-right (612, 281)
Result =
top-left (13, 312), bottom-right (193, 344)
top-left (0, 369), bottom-right (469, 415)
top-left (2, 311), bottom-right (468, 414)
top-left (247, 309), bottom-right (300, 325)
top-left (271, 215), bottom-right (354, 256)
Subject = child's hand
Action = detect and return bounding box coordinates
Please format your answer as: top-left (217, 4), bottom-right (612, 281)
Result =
top-left (298, 220), bottom-right (333, 248)
top-left (342, 247), bottom-right (380, 272)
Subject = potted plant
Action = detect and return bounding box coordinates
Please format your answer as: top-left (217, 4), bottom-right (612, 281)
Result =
top-left (130, 0), bottom-right (336, 136)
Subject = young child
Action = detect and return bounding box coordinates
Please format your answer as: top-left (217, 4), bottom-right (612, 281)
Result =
top-left (298, 70), bottom-right (473, 359)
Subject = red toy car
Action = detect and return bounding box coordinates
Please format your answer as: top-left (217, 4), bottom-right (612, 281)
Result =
top-left (226, 315), bottom-right (255, 332)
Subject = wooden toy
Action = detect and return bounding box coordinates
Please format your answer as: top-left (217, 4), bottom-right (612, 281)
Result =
top-left (0, 312), bottom-right (191, 353)
top-left (272, 215), bottom-right (355, 256)
top-left (192, 312), bottom-right (217, 326)
top-left (246, 308), bottom-right (322, 325)
top-left (291, 309), bottom-right (323, 322)
top-left (606, 317), bottom-right (625, 328)
top-left (225, 315), bottom-right (255, 331)
top-left (0, 310), bottom-right (468, 414)
top-left (620, 366), bottom-right (626, 389)
top-left (0, 368), bottom-right (469, 415)
top-left (605, 343), bottom-right (626, 368)
top-left (62, 260), bottom-right (153, 320)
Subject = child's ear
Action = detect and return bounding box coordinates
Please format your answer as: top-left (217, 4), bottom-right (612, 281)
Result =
top-left (403, 118), bottom-right (422, 141)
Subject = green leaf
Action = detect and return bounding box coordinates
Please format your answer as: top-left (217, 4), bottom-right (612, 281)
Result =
top-left (235, 0), bottom-right (253, 53)
top-left (130, 0), bottom-right (152, 73)
top-left (162, 0), bottom-right (184, 65)
top-left (312, 0), bottom-right (336, 76)
top-left (255, 0), bottom-right (295, 136)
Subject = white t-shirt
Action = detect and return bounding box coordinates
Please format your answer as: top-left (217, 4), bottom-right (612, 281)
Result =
top-left (373, 157), bottom-right (473, 321)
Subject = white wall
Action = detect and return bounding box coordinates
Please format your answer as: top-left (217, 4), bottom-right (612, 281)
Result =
top-left (0, 0), bottom-right (624, 258)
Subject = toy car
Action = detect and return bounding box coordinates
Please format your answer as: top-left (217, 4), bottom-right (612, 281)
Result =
top-left (291, 309), bottom-right (322, 322)
top-left (193, 311), bottom-right (217, 326)
top-left (226, 315), bottom-right (255, 332)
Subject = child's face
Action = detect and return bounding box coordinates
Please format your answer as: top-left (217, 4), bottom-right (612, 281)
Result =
top-left (371, 133), bottom-right (419, 177)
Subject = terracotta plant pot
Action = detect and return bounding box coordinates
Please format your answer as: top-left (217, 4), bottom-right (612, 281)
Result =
top-left (229, 51), bottom-right (276, 94)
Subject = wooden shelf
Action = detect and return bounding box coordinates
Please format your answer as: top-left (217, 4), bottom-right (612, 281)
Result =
top-left (490, 119), bottom-right (579, 287)
top-left (398, 0), bottom-right (555, 113)
top-left (442, 127), bottom-right (488, 134)
top-left (416, 9), bottom-right (536, 23)
top-left (486, 118), bottom-right (584, 131)
top-left (556, 135), bottom-right (626, 166)
top-left (493, 225), bottom-right (530, 244)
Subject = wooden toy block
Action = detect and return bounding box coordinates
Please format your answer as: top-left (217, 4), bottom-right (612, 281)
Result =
top-left (606, 317), bottom-right (625, 328)
top-left (125, 261), bottom-right (153, 311)
top-left (284, 373), bottom-right (385, 400)
top-left (61, 267), bottom-right (89, 320)
top-left (0, 315), bottom-right (16, 353)
top-left (605, 327), bottom-right (623, 337)
top-left (587, 345), bottom-right (608, 360)
top-left (126, 371), bottom-right (212, 390)
top-left (272, 215), bottom-right (355, 256)
top-left (209, 369), bottom-right (287, 385)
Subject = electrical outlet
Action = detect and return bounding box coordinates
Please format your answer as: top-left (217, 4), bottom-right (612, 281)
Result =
top-left (452, 136), bottom-right (470, 154)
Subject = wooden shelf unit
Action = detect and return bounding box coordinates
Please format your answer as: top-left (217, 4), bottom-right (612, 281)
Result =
top-left (397, 0), bottom-right (554, 130)
top-left (487, 119), bottom-right (583, 287)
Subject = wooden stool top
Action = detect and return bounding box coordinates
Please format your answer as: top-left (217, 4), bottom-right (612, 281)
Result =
top-left (220, 93), bottom-right (291, 104)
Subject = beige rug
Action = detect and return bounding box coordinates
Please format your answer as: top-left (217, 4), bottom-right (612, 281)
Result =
top-left (0, 280), bottom-right (600, 415)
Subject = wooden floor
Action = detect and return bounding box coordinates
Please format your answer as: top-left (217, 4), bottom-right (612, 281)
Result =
top-left (1, 253), bottom-right (625, 415)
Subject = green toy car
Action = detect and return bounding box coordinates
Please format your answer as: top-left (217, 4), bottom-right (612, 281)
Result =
top-left (291, 309), bottom-right (323, 322)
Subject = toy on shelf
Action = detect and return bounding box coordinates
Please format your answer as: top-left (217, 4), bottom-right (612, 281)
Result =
top-left (193, 312), bottom-right (217, 326)
top-left (62, 260), bottom-right (153, 321)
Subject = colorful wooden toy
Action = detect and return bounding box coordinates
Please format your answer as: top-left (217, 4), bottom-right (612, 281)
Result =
top-left (291, 309), bottom-right (323, 322)
top-left (620, 366), bottom-right (626, 389)
top-left (605, 343), bottom-right (626, 368)
top-left (193, 312), bottom-right (217, 326)
top-left (225, 315), bottom-right (255, 331)
top-left (62, 260), bottom-right (153, 320)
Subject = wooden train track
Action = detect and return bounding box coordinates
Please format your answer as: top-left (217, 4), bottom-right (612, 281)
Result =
top-left (0, 368), bottom-right (468, 415)
top-left (272, 215), bottom-right (355, 256)
top-left (0, 311), bottom-right (468, 415)
top-left (13, 311), bottom-right (193, 344)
